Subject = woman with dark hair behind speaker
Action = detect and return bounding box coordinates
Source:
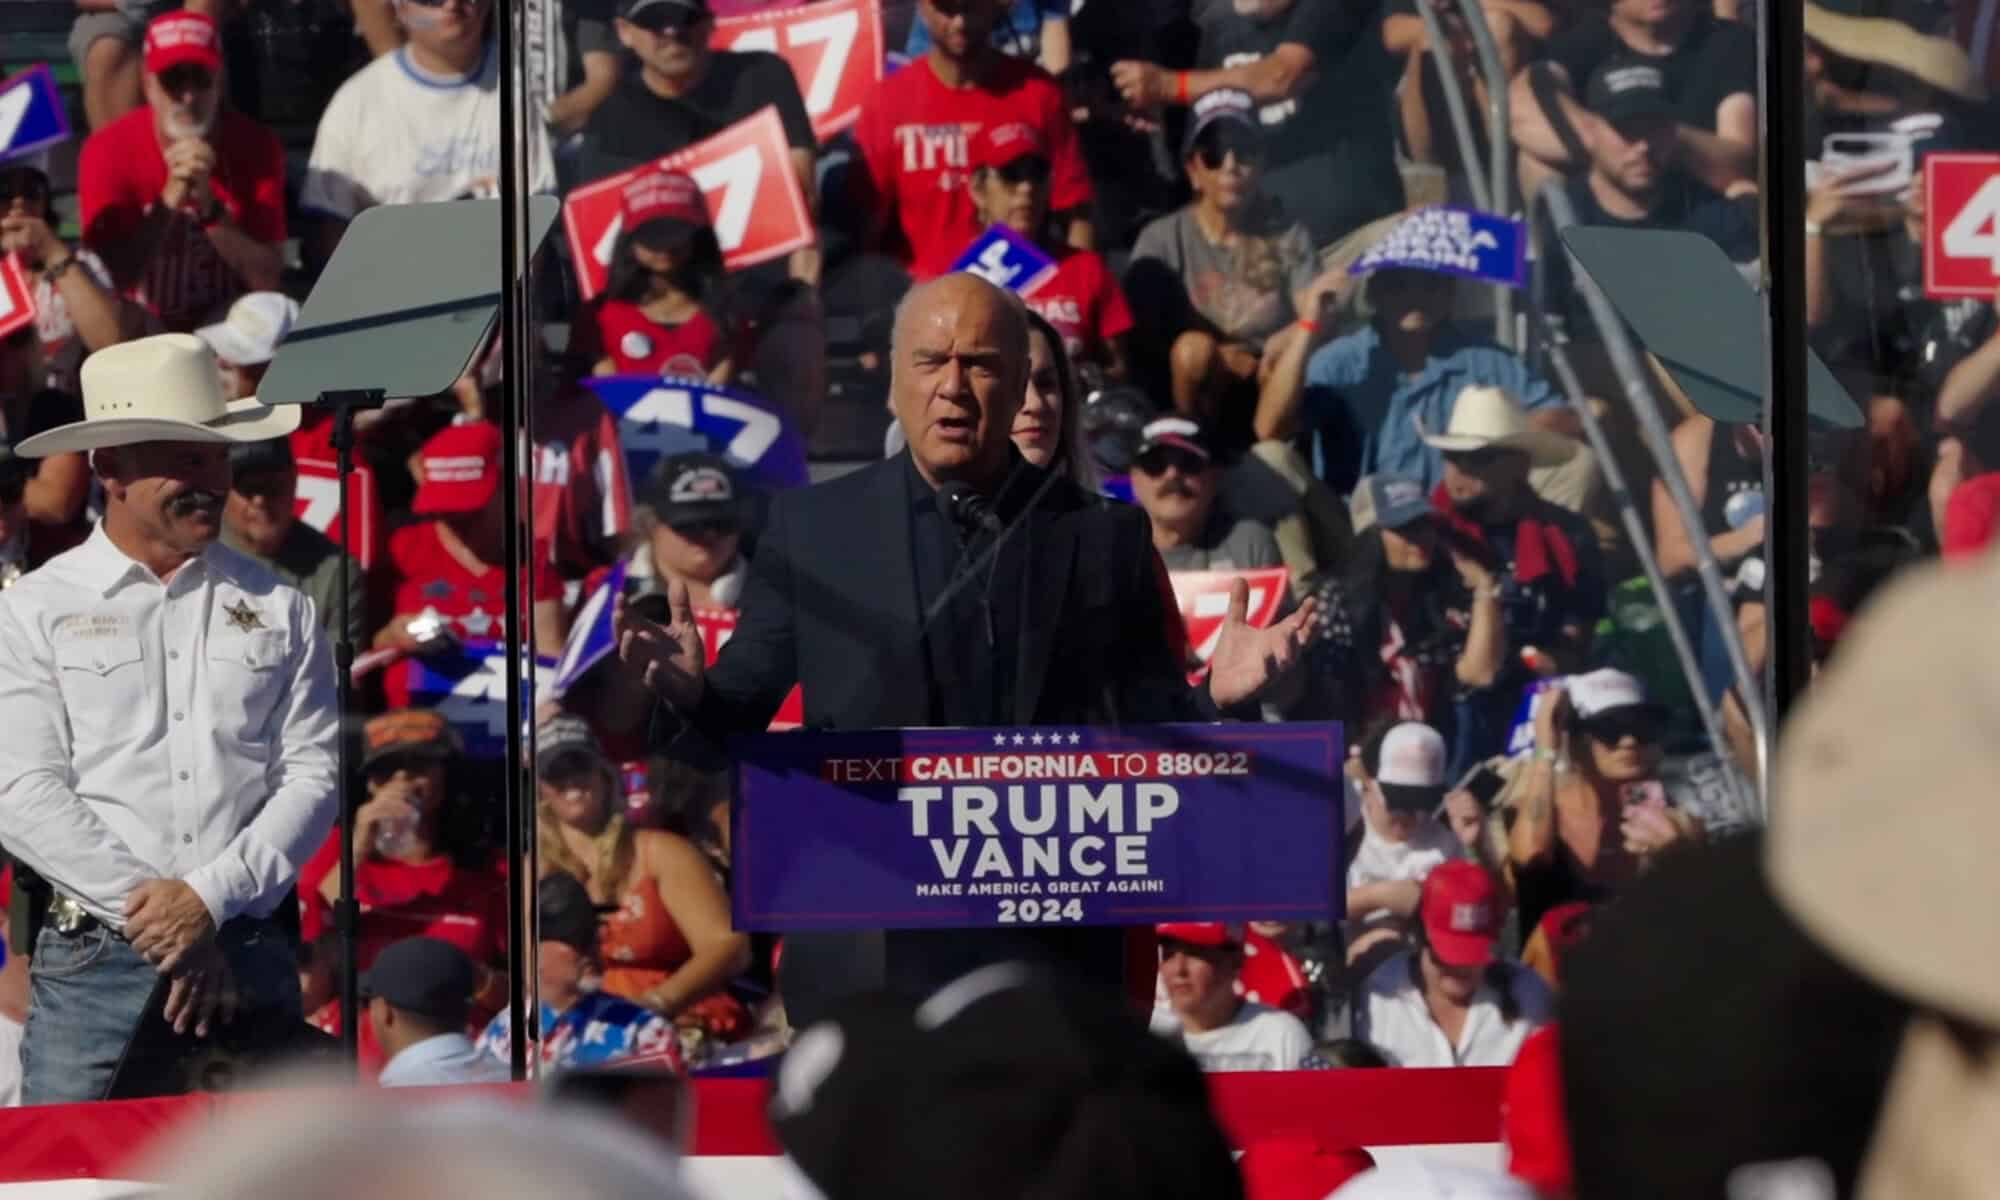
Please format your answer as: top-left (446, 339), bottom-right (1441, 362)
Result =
top-left (572, 167), bottom-right (736, 385)
top-left (1015, 311), bottom-right (1099, 492)
top-left (1352, 860), bottom-right (1551, 1068)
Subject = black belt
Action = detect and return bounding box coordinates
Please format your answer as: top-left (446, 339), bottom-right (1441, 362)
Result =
top-left (47, 893), bottom-right (101, 938)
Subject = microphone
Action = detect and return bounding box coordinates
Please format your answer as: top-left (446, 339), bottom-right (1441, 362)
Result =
top-left (937, 481), bottom-right (1003, 537)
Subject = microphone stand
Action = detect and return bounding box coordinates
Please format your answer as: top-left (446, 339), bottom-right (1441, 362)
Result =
top-left (319, 387), bottom-right (385, 1069)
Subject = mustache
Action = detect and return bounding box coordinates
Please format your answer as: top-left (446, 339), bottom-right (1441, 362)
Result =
top-left (167, 489), bottom-right (224, 517)
top-left (1156, 480), bottom-right (1197, 499)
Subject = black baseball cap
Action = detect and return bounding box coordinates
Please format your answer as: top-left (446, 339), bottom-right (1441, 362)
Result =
top-left (360, 937), bottom-right (477, 1026)
top-left (1586, 60), bottom-right (1675, 127)
top-left (538, 871), bottom-right (601, 957)
top-left (229, 435), bottom-right (294, 478)
top-left (620, 0), bottom-right (709, 21)
top-left (644, 452), bottom-right (739, 529)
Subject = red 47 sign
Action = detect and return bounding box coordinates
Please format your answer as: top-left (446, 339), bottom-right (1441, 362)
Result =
top-left (563, 106), bottom-right (816, 301)
top-left (711, 0), bottom-right (883, 141)
top-left (0, 254), bottom-right (34, 341)
top-left (294, 456), bottom-right (383, 570)
top-left (1168, 567), bottom-right (1290, 685)
top-left (1925, 152), bottom-right (2000, 299)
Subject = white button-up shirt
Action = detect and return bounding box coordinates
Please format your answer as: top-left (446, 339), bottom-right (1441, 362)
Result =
top-left (0, 524), bottom-right (339, 929)
top-left (1355, 951), bottom-right (1555, 1068)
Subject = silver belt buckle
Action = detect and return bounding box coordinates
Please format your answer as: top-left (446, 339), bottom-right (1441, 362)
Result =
top-left (49, 895), bottom-right (90, 936)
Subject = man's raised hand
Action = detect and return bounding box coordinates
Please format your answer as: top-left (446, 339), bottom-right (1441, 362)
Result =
top-left (1206, 578), bottom-right (1322, 709)
top-left (615, 578), bottom-right (708, 711)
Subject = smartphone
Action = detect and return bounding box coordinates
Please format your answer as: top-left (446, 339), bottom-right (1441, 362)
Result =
top-left (1456, 764), bottom-right (1507, 809)
top-left (1620, 780), bottom-right (1668, 814)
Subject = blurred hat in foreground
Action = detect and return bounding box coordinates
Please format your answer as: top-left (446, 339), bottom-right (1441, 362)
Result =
top-left (772, 964), bottom-right (1242, 1200)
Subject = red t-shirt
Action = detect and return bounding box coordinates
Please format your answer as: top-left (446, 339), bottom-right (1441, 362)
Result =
top-left (78, 106), bottom-right (287, 332)
top-left (533, 383), bottom-right (632, 582)
top-left (1026, 246), bottom-right (1133, 365)
top-left (298, 832), bottom-right (510, 968)
top-left (385, 520), bottom-right (564, 642)
top-left (577, 300), bottom-right (729, 378)
top-left (850, 56), bottom-right (1092, 279)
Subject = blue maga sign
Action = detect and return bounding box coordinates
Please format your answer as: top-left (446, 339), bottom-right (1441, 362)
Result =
top-left (952, 224), bottom-right (1057, 296)
top-left (1350, 205), bottom-right (1527, 288)
top-left (731, 723), bottom-right (1342, 931)
top-left (585, 375), bottom-right (808, 493)
top-left (402, 641), bottom-right (556, 757)
top-left (0, 66), bottom-right (70, 165)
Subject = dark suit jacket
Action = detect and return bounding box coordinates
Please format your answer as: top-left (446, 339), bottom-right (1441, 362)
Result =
top-left (661, 453), bottom-right (1214, 1023)
top-left (687, 453), bottom-right (1210, 737)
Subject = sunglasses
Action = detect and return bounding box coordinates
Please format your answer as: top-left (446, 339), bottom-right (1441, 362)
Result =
top-left (669, 517), bottom-right (737, 539)
top-left (1133, 447), bottom-right (1208, 477)
top-left (0, 171), bottom-right (48, 207)
top-left (155, 64), bottom-right (217, 93)
top-left (1195, 136), bottom-right (1264, 171)
top-left (990, 156), bottom-right (1051, 187)
top-left (1442, 446), bottom-right (1518, 470)
top-left (1578, 713), bottom-right (1661, 745)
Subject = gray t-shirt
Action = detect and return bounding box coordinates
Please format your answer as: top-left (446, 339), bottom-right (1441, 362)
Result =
top-left (1126, 208), bottom-right (1319, 349)
top-left (1157, 510), bottom-right (1284, 573)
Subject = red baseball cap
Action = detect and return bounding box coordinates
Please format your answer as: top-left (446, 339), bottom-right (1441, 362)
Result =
top-left (1156, 922), bottom-right (1245, 948)
top-left (621, 168), bottom-right (709, 231)
top-left (1502, 1025), bottom-right (1573, 1196)
top-left (1419, 861), bottom-right (1503, 968)
top-left (1238, 1135), bottom-right (1375, 1200)
top-left (413, 421), bottom-right (503, 516)
top-left (145, 11), bottom-right (222, 76)
top-left (1942, 470), bottom-right (2000, 561)
top-left (971, 121), bottom-right (1048, 173)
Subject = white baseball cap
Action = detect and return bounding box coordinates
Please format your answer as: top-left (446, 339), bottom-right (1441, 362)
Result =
top-left (1566, 668), bottom-right (1663, 720)
top-left (195, 292), bottom-right (300, 367)
top-left (1372, 722), bottom-right (1447, 813)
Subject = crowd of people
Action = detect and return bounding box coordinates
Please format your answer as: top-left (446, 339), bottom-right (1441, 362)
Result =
top-left (0, 0), bottom-right (1995, 1147)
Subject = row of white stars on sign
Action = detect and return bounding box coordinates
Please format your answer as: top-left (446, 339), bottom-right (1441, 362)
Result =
top-left (991, 732), bottom-right (1084, 746)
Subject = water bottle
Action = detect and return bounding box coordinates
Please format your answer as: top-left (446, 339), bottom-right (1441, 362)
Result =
top-left (373, 811), bottom-right (419, 858)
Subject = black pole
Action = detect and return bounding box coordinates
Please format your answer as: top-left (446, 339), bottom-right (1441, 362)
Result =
top-left (1763, 0), bottom-right (1811, 719)
top-left (496, 0), bottom-right (533, 1083)
top-left (324, 387), bottom-right (384, 1067)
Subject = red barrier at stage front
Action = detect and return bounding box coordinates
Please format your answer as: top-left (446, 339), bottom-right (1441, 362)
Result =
top-left (0, 1070), bottom-right (1508, 1183)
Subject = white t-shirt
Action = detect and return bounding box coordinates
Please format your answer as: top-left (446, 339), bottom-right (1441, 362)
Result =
top-left (301, 42), bottom-right (554, 221)
top-left (1160, 1002), bottom-right (1314, 1073)
top-left (1354, 951), bottom-right (1554, 1069)
top-left (1346, 816), bottom-right (1462, 891)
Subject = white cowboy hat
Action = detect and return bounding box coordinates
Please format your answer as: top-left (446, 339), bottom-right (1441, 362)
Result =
top-left (16, 333), bottom-right (301, 458)
top-left (1417, 385), bottom-right (1577, 467)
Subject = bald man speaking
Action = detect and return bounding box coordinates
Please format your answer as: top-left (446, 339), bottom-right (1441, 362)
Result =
top-left (618, 274), bottom-right (1317, 1020)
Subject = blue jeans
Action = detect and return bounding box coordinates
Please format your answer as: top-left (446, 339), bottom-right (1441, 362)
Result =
top-left (21, 917), bottom-right (300, 1105)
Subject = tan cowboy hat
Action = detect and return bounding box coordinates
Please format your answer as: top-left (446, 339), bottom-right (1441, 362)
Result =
top-left (1417, 386), bottom-right (1577, 467)
top-left (1803, 4), bottom-right (1987, 103)
top-left (1768, 551), bottom-right (2000, 1031)
top-left (16, 333), bottom-right (301, 458)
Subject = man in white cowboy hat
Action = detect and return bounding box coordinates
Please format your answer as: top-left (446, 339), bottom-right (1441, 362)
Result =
top-left (1423, 385), bottom-right (1607, 763)
top-left (0, 332), bottom-right (338, 1102)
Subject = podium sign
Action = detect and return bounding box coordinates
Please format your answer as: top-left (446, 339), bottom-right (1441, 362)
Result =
top-left (731, 723), bottom-right (1341, 931)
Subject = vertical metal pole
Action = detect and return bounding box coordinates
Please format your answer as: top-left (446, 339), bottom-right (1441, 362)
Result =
top-left (1762, 0), bottom-right (1811, 725)
top-left (496, 0), bottom-right (532, 1083)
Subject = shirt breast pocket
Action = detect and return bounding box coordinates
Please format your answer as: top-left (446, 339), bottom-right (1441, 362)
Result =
top-left (54, 637), bottom-right (146, 743)
top-left (207, 630), bottom-right (290, 737)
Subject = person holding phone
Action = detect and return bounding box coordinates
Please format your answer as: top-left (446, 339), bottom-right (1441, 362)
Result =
top-left (1344, 722), bottom-right (1465, 964)
top-left (1504, 668), bottom-right (1702, 934)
